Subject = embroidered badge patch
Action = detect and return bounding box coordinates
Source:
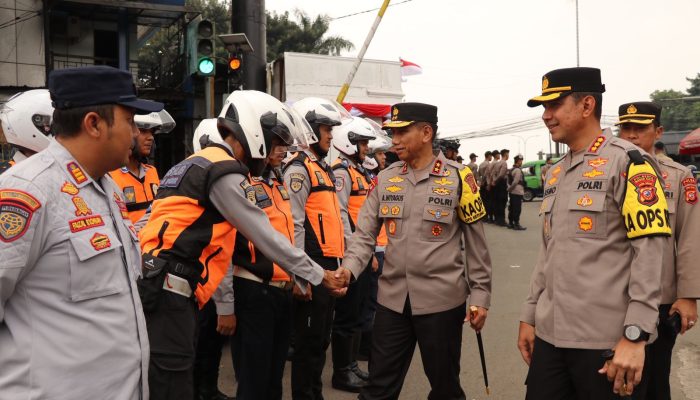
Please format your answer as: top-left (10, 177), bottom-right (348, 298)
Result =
top-left (432, 160), bottom-right (443, 175)
top-left (113, 193), bottom-right (129, 219)
top-left (428, 209), bottom-right (450, 219)
top-left (67, 162), bottom-right (88, 184)
top-left (576, 194), bottom-right (593, 207)
top-left (630, 172), bottom-right (659, 206)
top-left (682, 177), bottom-right (698, 205)
top-left (464, 172), bottom-right (479, 193)
top-left (386, 185), bottom-right (403, 193)
top-left (387, 220), bottom-right (397, 235)
top-left (90, 232), bottom-right (111, 250)
top-left (69, 215), bottom-right (105, 233)
top-left (335, 176), bottom-right (345, 192)
top-left (0, 203), bottom-right (32, 242)
top-left (388, 176), bottom-right (405, 183)
top-left (578, 216), bottom-right (593, 232)
top-left (72, 196), bottom-right (92, 216)
top-left (588, 135), bottom-right (606, 153)
top-left (587, 158), bottom-right (608, 168)
top-left (583, 169), bottom-right (604, 179)
top-left (381, 205), bottom-right (389, 215)
top-left (390, 205), bottom-right (401, 216)
top-left (433, 187), bottom-right (452, 196)
top-left (61, 181), bottom-right (79, 195)
top-left (431, 224), bottom-right (443, 237)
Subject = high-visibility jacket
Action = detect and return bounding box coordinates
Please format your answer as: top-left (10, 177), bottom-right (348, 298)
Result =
top-left (285, 152), bottom-right (344, 259)
top-left (233, 174), bottom-right (293, 282)
top-left (139, 144), bottom-right (248, 307)
top-left (333, 158), bottom-right (372, 232)
top-left (110, 164), bottom-right (160, 224)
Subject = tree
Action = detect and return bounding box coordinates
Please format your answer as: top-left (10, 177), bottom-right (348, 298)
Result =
top-left (266, 10), bottom-right (354, 61)
top-left (650, 76), bottom-right (700, 132)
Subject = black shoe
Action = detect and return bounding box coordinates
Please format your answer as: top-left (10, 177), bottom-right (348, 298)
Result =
top-left (332, 368), bottom-right (367, 392)
top-left (513, 224), bottom-right (527, 231)
top-left (496, 221), bottom-right (508, 227)
top-left (350, 362), bottom-right (369, 381)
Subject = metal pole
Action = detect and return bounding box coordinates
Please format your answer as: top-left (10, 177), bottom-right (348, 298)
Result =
top-left (205, 77), bottom-right (214, 118)
top-left (118, 8), bottom-right (128, 71)
top-left (336, 0), bottom-right (391, 103)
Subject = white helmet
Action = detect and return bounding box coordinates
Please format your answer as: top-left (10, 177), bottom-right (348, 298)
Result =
top-left (362, 156), bottom-right (378, 171)
top-left (218, 90), bottom-right (297, 175)
top-left (192, 118), bottom-right (220, 152)
top-left (332, 116), bottom-right (379, 157)
top-left (291, 97), bottom-right (351, 144)
top-left (366, 118), bottom-right (392, 154)
top-left (135, 109), bottom-right (176, 134)
top-left (0, 89), bottom-right (54, 155)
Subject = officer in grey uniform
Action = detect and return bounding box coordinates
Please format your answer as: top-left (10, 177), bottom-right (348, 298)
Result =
top-left (467, 153), bottom-right (479, 181)
top-left (617, 101), bottom-right (700, 399)
top-left (0, 66), bottom-right (163, 399)
top-left (518, 67), bottom-right (671, 399)
top-left (478, 151), bottom-right (493, 221)
top-left (336, 102), bottom-right (493, 400)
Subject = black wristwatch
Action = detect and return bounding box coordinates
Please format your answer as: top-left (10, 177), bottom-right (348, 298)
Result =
top-left (623, 325), bottom-right (650, 342)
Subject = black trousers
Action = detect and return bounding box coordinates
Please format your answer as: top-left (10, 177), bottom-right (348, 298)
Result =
top-left (232, 278), bottom-right (293, 400)
top-left (637, 304), bottom-right (677, 400)
top-left (359, 298), bottom-right (467, 400)
top-left (145, 290), bottom-right (199, 400)
top-left (193, 299), bottom-right (228, 399)
top-left (291, 282), bottom-right (336, 400)
top-left (508, 193), bottom-right (523, 225)
top-left (494, 180), bottom-right (508, 222)
top-left (333, 262), bottom-right (371, 337)
top-left (364, 251), bottom-right (384, 332)
top-left (481, 183), bottom-right (493, 220)
top-left (526, 336), bottom-right (650, 400)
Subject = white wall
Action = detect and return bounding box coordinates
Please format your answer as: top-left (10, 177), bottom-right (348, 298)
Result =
top-left (0, 0), bottom-right (45, 88)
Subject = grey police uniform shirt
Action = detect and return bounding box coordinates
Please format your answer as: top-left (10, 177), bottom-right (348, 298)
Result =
top-left (0, 140), bottom-right (149, 399)
top-left (341, 152), bottom-right (492, 315)
top-left (208, 162), bottom-right (324, 316)
top-left (334, 154), bottom-right (362, 247)
top-left (467, 161), bottom-right (479, 183)
top-left (520, 130), bottom-right (667, 349)
top-left (507, 167), bottom-right (525, 196)
top-left (655, 156), bottom-right (700, 304)
top-left (478, 160), bottom-right (491, 186)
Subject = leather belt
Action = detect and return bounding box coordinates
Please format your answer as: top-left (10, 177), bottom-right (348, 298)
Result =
top-left (233, 266), bottom-right (294, 290)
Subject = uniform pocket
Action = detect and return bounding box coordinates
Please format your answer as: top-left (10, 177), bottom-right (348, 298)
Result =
top-left (420, 205), bottom-right (453, 242)
top-left (566, 192), bottom-right (607, 238)
top-left (67, 228), bottom-right (126, 302)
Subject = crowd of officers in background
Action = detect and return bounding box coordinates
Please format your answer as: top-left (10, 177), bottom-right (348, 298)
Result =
top-left (0, 64), bottom-right (699, 400)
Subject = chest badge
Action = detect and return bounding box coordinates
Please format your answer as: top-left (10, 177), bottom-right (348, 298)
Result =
top-left (433, 187), bottom-right (452, 196)
top-left (583, 169), bottom-right (604, 179)
top-left (72, 196), bottom-right (92, 216)
top-left (90, 232), bottom-right (111, 250)
top-left (432, 160), bottom-right (443, 175)
top-left (587, 158), bottom-right (608, 168)
top-left (578, 216), bottom-right (593, 232)
top-left (387, 220), bottom-right (397, 235)
top-left (388, 176), bottom-right (404, 183)
top-left (576, 194), bottom-right (593, 207)
top-left (431, 224), bottom-right (443, 237)
top-left (428, 209), bottom-right (450, 219)
top-left (390, 205), bottom-right (401, 216)
top-left (61, 181), bottom-right (79, 195)
top-left (433, 178), bottom-right (453, 186)
top-left (381, 205), bottom-right (390, 215)
top-left (67, 162), bottom-right (88, 184)
top-left (386, 185), bottom-right (403, 193)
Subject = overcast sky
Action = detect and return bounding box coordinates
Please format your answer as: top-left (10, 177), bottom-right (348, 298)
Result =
top-left (266, 0), bottom-right (699, 162)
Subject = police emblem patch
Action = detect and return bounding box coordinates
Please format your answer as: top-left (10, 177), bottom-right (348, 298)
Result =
top-left (290, 179), bottom-right (303, 193)
top-left (630, 172), bottom-right (659, 206)
top-left (682, 177), bottom-right (698, 205)
top-left (627, 104), bottom-right (638, 114)
top-left (387, 219), bottom-right (397, 235)
top-left (428, 209), bottom-right (450, 219)
top-left (381, 205), bottom-right (389, 215)
top-left (0, 203), bottom-right (31, 242)
top-left (90, 232), bottom-right (111, 250)
top-left (542, 76), bottom-right (549, 90)
top-left (576, 194), bottom-right (593, 207)
top-left (578, 216), bottom-right (593, 232)
top-left (335, 176), bottom-right (345, 192)
top-left (390, 206), bottom-right (400, 216)
top-left (431, 224), bottom-right (443, 237)
top-left (464, 172), bottom-right (479, 193)
top-left (245, 187), bottom-right (257, 204)
top-left (72, 196), bottom-right (92, 216)
top-left (61, 181), bottom-right (80, 195)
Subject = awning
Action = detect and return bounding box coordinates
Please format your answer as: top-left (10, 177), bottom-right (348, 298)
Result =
top-left (679, 128), bottom-right (700, 155)
top-left (343, 103), bottom-right (391, 119)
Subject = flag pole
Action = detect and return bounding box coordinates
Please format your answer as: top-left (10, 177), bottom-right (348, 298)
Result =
top-left (336, 0), bottom-right (392, 104)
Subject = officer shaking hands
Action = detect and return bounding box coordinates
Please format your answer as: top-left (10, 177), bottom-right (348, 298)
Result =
top-left (0, 66), bottom-right (163, 399)
top-left (137, 90), bottom-right (347, 400)
top-left (617, 101), bottom-right (700, 399)
top-left (518, 67), bottom-right (671, 399)
top-left (336, 102), bottom-right (493, 400)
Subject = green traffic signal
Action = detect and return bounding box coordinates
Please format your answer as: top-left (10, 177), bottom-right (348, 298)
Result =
top-left (198, 58), bottom-right (215, 75)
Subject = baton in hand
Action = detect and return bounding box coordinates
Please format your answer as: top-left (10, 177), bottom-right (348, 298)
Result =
top-left (470, 306), bottom-right (490, 395)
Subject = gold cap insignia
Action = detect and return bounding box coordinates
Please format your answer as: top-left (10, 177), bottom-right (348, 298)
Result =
top-left (627, 104), bottom-right (638, 115)
top-left (392, 107), bottom-right (399, 121)
top-left (542, 76), bottom-right (549, 91)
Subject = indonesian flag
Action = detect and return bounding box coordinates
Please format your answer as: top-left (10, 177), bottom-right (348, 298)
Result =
top-left (400, 58), bottom-right (422, 80)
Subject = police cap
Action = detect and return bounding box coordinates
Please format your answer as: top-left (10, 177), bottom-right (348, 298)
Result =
top-left (527, 67), bottom-right (606, 107)
top-left (383, 102), bottom-right (438, 129)
top-left (49, 66), bottom-right (163, 114)
top-left (616, 102), bottom-right (661, 126)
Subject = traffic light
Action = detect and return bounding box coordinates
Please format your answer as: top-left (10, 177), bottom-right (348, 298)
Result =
top-left (228, 56), bottom-right (241, 72)
top-left (187, 17), bottom-right (216, 76)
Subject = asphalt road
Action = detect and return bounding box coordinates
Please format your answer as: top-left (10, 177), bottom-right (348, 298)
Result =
top-left (218, 201), bottom-right (700, 399)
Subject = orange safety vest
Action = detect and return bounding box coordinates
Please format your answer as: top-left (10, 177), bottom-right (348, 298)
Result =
top-left (285, 153), bottom-right (344, 259)
top-left (369, 173), bottom-right (387, 247)
top-left (139, 144), bottom-right (248, 307)
top-left (233, 174), bottom-right (293, 282)
top-left (332, 158), bottom-right (371, 232)
top-left (110, 164), bottom-right (160, 224)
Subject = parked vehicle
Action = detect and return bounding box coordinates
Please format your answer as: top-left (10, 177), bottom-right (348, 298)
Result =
top-left (520, 158), bottom-right (560, 201)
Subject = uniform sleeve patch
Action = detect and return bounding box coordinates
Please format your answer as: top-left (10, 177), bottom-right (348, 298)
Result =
top-left (335, 176), bottom-right (345, 192)
top-left (0, 202), bottom-right (33, 242)
top-left (622, 160), bottom-right (672, 239)
top-left (682, 177), bottom-right (698, 205)
top-left (457, 168), bottom-right (486, 224)
top-left (0, 189), bottom-right (41, 211)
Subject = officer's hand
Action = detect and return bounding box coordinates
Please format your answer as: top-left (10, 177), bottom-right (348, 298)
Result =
top-left (371, 256), bottom-right (379, 272)
top-left (217, 314), bottom-right (236, 336)
top-left (293, 282), bottom-right (312, 301)
top-left (517, 322), bottom-right (536, 366)
top-left (329, 287), bottom-right (348, 298)
top-left (329, 267), bottom-right (352, 289)
top-left (466, 305), bottom-right (488, 332)
top-left (670, 298), bottom-right (698, 334)
top-left (598, 338), bottom-right (645, 396)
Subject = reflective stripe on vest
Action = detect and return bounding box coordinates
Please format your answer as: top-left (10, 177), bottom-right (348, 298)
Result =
top-left (139, 145), bottom-right (247, 307)
top-left (110, 164), bottom-right (160, 224)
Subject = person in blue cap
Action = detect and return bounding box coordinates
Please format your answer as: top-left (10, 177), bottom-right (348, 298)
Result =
top-left (0, 66), bottom-right (163, 399)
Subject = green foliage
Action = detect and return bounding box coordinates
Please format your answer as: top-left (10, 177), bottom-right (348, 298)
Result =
top-left (266, 10), bottom-right (355, 61)
top-left (650, 77), bottom-right (700, 132)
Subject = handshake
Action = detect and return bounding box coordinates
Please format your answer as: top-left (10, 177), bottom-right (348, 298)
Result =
top-left (322, 267), bottom-right (352, 297)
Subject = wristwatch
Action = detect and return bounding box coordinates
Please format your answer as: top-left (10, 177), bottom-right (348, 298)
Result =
top-left (623, 325), bottom-right (650, 342)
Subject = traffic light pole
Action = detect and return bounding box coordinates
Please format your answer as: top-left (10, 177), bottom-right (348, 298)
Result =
top-left (205, 77), bottom-right (215, 118)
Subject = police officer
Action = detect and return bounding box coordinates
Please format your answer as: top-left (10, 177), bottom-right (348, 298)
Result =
top-left (0, 89), bottom-right (54, 171)
top-left (0, 66), bottom-right (162, 399)
top-left (487, 149), bottom-right (500, 222)
top-left (330, 117), bottom-right (379, 391)
top-left (286, 97), bottom-right (347, 399)
top-left (478, 150), bottom-right (493, 222)
top-left (138, 90), bottom-right (346, 400)
top-left (617, 101), bottom-right (700, 399)
top-left (110, 109), bottom-right (175, 224)
top-left (336, 102), bottom-right (493, 400)
top-left (518, 67), bottom-right (671, 398)
top-left (443, 139), bottom-right (460, 161)
top-left (540, 156), bottom-right (553, 186)
top-left (467, 153), bottom-right (479, 180)
top-left (507, 154), bottom-right (526, 230)
top-left (490, 148), bottom-right (509, 226)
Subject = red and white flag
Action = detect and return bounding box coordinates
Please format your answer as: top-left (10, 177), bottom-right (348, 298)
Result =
top-left (400, 58), bottom-right (422, 80)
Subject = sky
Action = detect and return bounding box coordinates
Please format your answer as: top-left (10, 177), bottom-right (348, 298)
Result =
top-left (266, 0), bottom-right (700, 163)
